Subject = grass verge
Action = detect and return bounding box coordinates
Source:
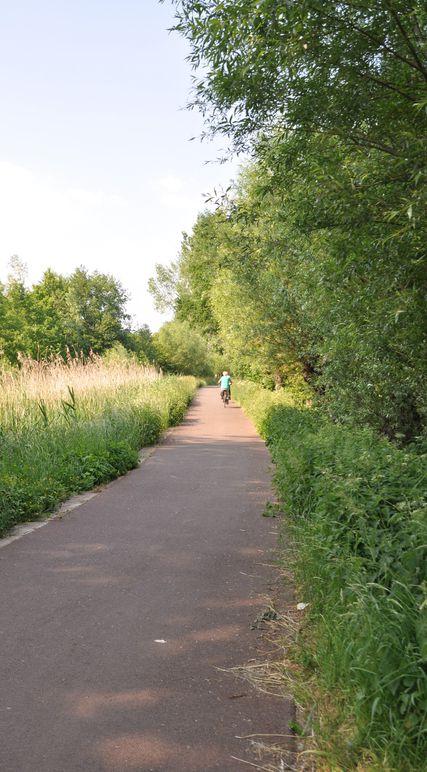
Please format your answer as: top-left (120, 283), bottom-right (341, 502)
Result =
top-left (234, 381), bottom-right (426, 771)
top-left (0, 356), bottom-right (197, 536)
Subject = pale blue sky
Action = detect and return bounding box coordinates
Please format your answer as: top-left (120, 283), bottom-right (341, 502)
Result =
top-left (0, 0), bottom-right (237, 329)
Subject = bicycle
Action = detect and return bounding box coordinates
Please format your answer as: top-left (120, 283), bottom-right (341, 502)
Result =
top-left (221, 388), bottom-right (230, 407)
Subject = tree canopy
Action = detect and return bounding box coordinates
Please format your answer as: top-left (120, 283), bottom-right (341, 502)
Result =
top-left (0, 263), bottom-right (152, 364)
top-left (151, 0), bottom-right (426, 439)
top-left (153, 319), bottom-right (214, 376)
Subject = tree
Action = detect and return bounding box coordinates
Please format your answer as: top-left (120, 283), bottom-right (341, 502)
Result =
top-left (0, 257), bottom-right (33, 362)
top-left (171, 0), bottom-right (426, 259)
top-left (0, 263), bottom-right (140, 364)
top-left (153, 320), bottom-right (213, 376)
top-left (161, 0), bottom-right (426, 437)
top-left (27, 270), bottom-right (68, 358)
top-left (124, 325), bottom-right (156, 364)
top-left (64, 267), bottom-right (130, 353)
top-left (172, 1), bottom-right (426, 148)
top-left (148, 262), bottom-right (181, 314)
top-left (151, 142), bottom-right (426, 436)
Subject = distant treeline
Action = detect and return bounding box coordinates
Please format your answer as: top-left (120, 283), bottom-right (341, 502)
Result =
top-left (0, 259), bottom-right (148, 362)
top-left (150, 0), bottom-right (427, 442)
top-left (0, 259), bottom-right (214, 376)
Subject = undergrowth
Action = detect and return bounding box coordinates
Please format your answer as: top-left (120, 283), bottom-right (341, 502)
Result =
top-left (234, 381), bottom-right (427, 771)
top-left (0, 356), bottom-right (197, 536)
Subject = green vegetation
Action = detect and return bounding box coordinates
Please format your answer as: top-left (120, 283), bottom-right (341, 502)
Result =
top-left (153, 319), bottom-right (214, 377)
top-left (151, 0), bottom-right (426, 440)
top-left (0, 259), bottom-right (216, 376)
top-left (150, 151), bottom-right (426, 436)
top-left (234, 381), bottom-right (426, 769)
top-left (148, 2), bottom-right (427, 766)
top-left (1, 1), bottom-right (425, 763)
top-left (0, 355), bottom-right (196, 536)
top-left (0, 259), bottom-right (137, 362)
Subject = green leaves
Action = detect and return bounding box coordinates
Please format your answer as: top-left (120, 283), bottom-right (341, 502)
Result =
top-left (160, 129), bottom-right (425, 438)
top-left (0, 266), bottom-right (132, 362)
top-left (172, 0), bottom-right (427, 158)
top-left (152, 320), bottom-right (213, 376)
top-left (236, 380), bottom-right (427, 767)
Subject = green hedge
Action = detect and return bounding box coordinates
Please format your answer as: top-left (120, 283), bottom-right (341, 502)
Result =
top-left (0, 376), bottom-right (196, 536)
top-left (234, 381), bottom-right (427, 770)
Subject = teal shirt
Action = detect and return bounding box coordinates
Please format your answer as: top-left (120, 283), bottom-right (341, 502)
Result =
top-left (220, 375), bottom-right (231, 390)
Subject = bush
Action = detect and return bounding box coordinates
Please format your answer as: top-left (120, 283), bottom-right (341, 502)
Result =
top-left (235, 381), bottom-right (427, 770)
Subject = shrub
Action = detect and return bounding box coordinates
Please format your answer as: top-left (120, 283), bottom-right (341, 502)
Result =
top-left (235, 381), bottom-right (427, 770)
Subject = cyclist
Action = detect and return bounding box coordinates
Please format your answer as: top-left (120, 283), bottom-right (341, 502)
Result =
top-left (219, 370), bottom-right (232, 402)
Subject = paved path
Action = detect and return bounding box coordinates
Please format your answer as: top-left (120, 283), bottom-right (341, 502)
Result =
top-left (0, 387), bottom-right (292, 771)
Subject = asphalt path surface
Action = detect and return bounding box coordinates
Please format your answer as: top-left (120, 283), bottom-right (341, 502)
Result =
top-left (0, 387), bottom-right (292, 771)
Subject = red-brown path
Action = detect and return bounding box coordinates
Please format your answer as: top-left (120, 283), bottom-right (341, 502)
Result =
top-left (0, 387), bottom-right (292, 771)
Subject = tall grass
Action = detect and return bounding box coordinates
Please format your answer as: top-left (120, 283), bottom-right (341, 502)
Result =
top-left (234, 381), bottom-right (427, 771)
top-left (0, 354), bottom-right (197, 535)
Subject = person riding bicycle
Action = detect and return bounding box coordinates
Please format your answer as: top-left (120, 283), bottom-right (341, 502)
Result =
top-left (219, 370), bottom-right (232, 402)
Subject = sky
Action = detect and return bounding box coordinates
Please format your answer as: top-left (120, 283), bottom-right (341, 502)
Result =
top-left (0, 0), bottom-right (238, 330)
